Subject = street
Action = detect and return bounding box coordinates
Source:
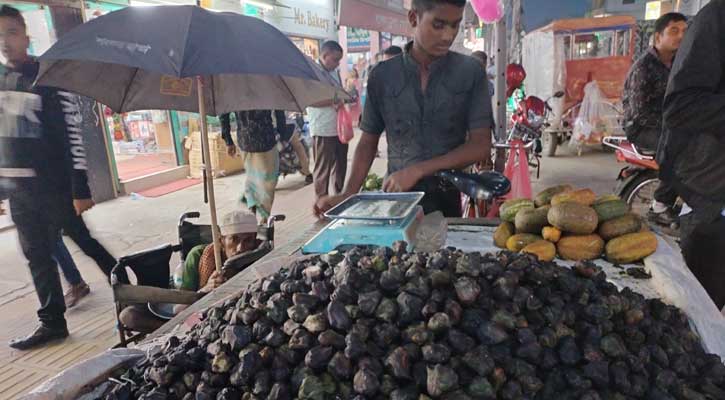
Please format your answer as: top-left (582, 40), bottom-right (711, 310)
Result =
top-left (0, 140), bottom-right (624, 399)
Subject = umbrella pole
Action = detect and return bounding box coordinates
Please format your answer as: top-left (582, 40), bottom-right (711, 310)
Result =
top-left (197, 76), bottom-right (223, 272)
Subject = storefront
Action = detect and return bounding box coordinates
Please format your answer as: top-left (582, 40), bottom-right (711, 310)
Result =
top-left (242, 0), bottom-right (337, 60)
top-left (2, 0), bottom-right (336, 196)
top-left (97, 0), bottom-right (197, 187)
top-left (1, 0), bottom-right (122, 201)
top-left (337, 0), bottom-right (412, 82)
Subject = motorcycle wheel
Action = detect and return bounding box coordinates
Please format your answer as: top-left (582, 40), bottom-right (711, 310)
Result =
top-left (618, 169), bottom-right (659, 219)
top-left (544, 131), bottom-right (558, 157)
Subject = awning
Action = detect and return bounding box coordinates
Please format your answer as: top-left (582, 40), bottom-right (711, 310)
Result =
top-left (533, 15), bottom-right (637, 34)
top-left (338, 0), bottom-right (413, 37)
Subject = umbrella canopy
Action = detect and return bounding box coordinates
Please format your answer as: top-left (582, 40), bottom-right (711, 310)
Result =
top-left (35, 5), bottom-right (347, 272)
top-left (36, 5), bottom-right (345, 114)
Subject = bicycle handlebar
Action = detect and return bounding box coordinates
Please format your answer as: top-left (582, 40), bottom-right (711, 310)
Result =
top-left (602, 136), bottom-right (654, 161)
top-left (494, 140), bottom-right (536, 150)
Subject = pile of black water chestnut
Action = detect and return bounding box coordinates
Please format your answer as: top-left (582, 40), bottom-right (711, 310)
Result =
top-left (103, 242), bottom-right (725, 400)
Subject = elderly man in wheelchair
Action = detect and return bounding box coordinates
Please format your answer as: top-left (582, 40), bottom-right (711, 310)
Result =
top-left (112, 210), bottom-right (281, 345)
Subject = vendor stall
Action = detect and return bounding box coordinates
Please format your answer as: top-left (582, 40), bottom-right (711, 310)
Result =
top-left (26, 202), bottom-right (725, 399)
top-left (523, 16), bottom-right (635, 156)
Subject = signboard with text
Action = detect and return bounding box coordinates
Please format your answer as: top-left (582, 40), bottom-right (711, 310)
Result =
top-left (347, 28), bottom-right (371, 52)
top-left (645, 1), bottom-right (662, 20)
top-left (338, 0), bottom-right (412, 37)
top-left (244, 0), bottom-right (336, 40)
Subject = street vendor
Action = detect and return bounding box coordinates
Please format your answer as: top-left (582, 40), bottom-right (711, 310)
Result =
top-left (118, 211), bottom-right (259, 334)
top-left (314, 0), bottom-right (493, 218)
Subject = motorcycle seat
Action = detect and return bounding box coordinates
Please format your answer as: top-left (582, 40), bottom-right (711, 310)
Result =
top-left (436, 170), bottom-right (511, 200)
top-left (630, 143), bottom-right (656, 157)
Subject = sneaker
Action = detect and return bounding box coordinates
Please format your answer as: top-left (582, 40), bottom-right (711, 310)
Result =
top-left (9, 324), bottom-right (69, 350)
top-left (64, 282), bottom-right (90, 308)
top-left (305, 174), bottom-right (314, 185)
top-left (647, 209), bottom-right (677, 227)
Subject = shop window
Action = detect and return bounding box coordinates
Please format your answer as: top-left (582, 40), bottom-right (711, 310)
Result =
top-left (571, 30), bottom-right (614, 60)
top-left (615, 29), bottom-right (631, 57)
top-left (563, 35), bottom-right (573, 60)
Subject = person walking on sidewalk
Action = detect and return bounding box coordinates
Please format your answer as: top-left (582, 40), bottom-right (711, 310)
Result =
top-left (0, 5), bottom-right (92, 349)
top-left (53, 235), bottom-right (90, 308)
top-left (307, 41), bottom-right (346, 199)
top-left (659, 0), bottom-right (725, 309)
top-left (623, 12), bottom-right (687, 226)
top-left (222, 109), bottom-right (287, 222)
top-left (315, 0), bottom-right (493, 217)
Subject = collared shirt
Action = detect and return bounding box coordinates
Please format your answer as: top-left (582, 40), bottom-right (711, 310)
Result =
top-left (306, 61), bottom-right (342, 137)
top-left (360, 42), bottom-right (493, 175)
top-left (622, 47), bottom-right (671, 150)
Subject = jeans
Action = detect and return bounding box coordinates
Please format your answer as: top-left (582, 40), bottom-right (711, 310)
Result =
top-left (10, 189), bottom-right (66, 328)
top-left (53, 235), bottom-right (82, 286)
top-left (62, 211), bottom-right (117, 280)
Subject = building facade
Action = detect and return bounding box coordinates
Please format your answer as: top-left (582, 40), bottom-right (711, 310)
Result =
top-left (592, 0), bottom-right (710, 18)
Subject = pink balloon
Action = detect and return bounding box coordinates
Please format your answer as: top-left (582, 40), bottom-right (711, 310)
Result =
top-left (471, 0), bottom-right (504, 24)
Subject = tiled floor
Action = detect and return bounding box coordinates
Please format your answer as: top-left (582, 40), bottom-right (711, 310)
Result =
top-left (115, 152), bottom-right (177, 181)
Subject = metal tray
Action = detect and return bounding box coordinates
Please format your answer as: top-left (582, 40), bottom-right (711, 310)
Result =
top-left (325, 192), bottom-right (425, 221)
top-left (148, 302), bottom-right (176, 320)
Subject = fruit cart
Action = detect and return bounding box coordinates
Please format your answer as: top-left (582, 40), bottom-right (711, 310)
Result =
top-left (522, 16), bottom-right (635, 156)
top-left (25, 191), bottom-right (725, 400)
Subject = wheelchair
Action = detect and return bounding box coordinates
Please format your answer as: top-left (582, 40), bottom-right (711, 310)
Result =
top-left (110, 212), bottom-right (284, 346)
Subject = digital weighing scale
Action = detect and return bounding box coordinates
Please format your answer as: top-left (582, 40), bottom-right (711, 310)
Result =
top-left (302, 192), bottom-right (425, 254)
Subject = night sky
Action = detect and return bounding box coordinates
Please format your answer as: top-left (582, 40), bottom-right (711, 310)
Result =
top-left (522, 0), bottom-right (594, 31)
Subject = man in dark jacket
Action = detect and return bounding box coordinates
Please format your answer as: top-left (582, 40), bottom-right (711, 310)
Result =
top-left (0, 5), bottom-right (109, 349)
top-left (622, 12), bottom-right (687, 226)
top-left (659, 0), bottom-right (725, 309)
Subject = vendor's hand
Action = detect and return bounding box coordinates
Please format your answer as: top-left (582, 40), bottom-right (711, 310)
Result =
top-left (0, 201), bottom-right (5, 216)
top-left (199, 270), bottom-right (225, 294)
top-left (383, 167), bottom-right (423, 193)
top-left (227, 145), bottom-right (237, 157)
top-left (74, 198), bottom-right (95, 216)
top-left (314, 194), bottom-right (346, 219)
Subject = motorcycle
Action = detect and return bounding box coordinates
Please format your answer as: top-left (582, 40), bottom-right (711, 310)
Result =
top-left (278, 114), bottom-right (311, 179)
top-left (602, 136), bottom-right (680, 234)
top-left (498, 64), bottom-right (565, 176)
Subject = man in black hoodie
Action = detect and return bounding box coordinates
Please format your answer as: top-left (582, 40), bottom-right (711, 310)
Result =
top-left (659, 0), bottom-right (725, 309)
top-left (0, 5), bottom-right (113, 349)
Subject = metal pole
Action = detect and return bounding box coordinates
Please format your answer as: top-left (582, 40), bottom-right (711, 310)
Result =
top-left (197, 76), bottom-right (223, 272)
top-left (494, 19), bottom-right (508, 143)
top-left (510, 0), bottom-right (521, 63)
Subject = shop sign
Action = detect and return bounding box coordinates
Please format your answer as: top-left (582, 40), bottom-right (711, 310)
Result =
top-left (347, 28), bottom-right (371, 51)
top-left (338, 0), bottom-right (412, 37)
top-left (244, 0), bottom-right (336, 40)
top-left (645, 1), bottom-right (662, 20)
top-left (206, 0), bottom-right (244, 13)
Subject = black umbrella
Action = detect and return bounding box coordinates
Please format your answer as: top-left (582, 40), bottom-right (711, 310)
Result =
top-left (37, 5), bottom-right (346, 271)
